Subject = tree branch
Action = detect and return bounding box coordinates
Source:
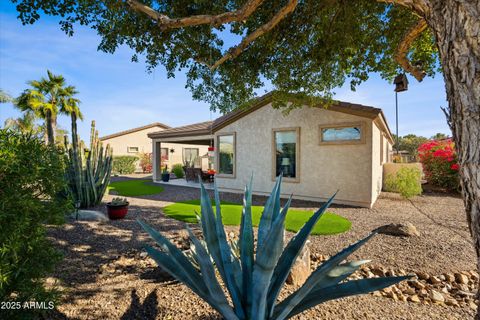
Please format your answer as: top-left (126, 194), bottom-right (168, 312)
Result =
top-left (208, 0), bottom-right (298, 70)
top-left (395, 18), bottom-right (428, 82)
top-left (126, 0), bottom-right (265, 29)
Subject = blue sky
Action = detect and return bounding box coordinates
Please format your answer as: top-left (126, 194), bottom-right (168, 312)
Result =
top-left (0, 2), bottom-right (450, 141)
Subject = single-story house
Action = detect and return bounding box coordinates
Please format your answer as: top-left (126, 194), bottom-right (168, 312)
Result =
top-left (149, 92), bottom-right (393, 208)
top-left (100, 122), bottom-right (209, 172)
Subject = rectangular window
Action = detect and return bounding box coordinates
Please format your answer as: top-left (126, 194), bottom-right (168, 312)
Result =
top-left (127, 146), bottom-right (139, 153)
top-left (217, 134), bottom-right (235, 176)
top-left (273, 128), bottom-right (300, 181)
top-left (161, 148), bottom-right (169, 161)
top-left (319, 122), bottom-right (365, 145)
top-left (183, 148), bottom-right (200, 167)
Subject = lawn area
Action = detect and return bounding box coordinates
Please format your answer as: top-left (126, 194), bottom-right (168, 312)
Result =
top-left (163, 200), bottom-right (351, 235)
top-left (107, 179), bottom-right (164, 196)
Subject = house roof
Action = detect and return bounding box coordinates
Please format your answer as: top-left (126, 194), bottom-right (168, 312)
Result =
top-left (212, 92), bottom-right (394, 143)
top-left (147, 121), bottom-right (213, 139)
top-left (100, 122), bottom-right (171, 141)
top-left (147, 92), bottom-right (393, 143)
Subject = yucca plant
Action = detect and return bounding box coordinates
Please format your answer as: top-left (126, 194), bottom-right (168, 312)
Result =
top-left (138, 176), bottom-right (410, 319)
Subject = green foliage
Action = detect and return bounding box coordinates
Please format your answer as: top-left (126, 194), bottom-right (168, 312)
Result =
top-left (64, 119), bottom-right (113, 208)
top-left (112, 156), bottom-right (138, 175)
top-left (393, 134), bottom-right (429, 159)
top-left (139, 177), bottom-right (409, 319)
top-left (110, 197), bottom-right (128, 206)
top-left (107, 179), bottom-right (164, 197)
top-left (163, 200), bottom-right (351, 235)
top-left (10, 1), bottom-right (439, 112)
top-left (385, 167), bottom-right (422, 199)
top-left (172, 163), bottom-right (185, 178)
top-left (0, 130), bottom-right (71, 319)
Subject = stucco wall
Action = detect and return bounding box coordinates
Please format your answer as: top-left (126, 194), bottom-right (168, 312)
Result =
top-left (102, 127), bottom-right (162, 156)
top-left (214, 103), bottom-right (376, 207)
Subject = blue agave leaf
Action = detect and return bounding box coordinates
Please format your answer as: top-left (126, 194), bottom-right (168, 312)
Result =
top-left (137, 219), bottom-right (203, 285)
top-left (267, 193), bottom-right (336, 316)
top-left (186, 227), bottom-right (239, 320)
top-left (287, 276), bottom-right (412, 318)
top-left (144, 245), bottom-right (211, 306)
top-left (251, 193), bottom-right (290, 320)
top-left (212, 181), bottom-right (244, 319)
top-left (257, 175), bottom-right (282, 249)
top-left (239, 176), bottom-right (254, 316)
top-left (273, 232), bottom-right (377, 319)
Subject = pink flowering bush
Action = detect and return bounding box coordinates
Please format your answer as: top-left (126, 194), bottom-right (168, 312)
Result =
top-left (139, 152), bottom-right (153, 173)
top-left (418, 139), bottom-right (460, 191)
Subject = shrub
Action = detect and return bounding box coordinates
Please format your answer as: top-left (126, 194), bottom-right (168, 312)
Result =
top-left (139, 153), bottom-right (153, 173)
top-left (385, 167), bottom-right (422, 199)
top-left (112, 155), bottom-right (138, 174)
top-left (138, 177), bottom-right (409, 319)
top-left (172, 163), bottom-right (184, 178)
top-left (418, 139), bottom-right (460, 191)
top-left (0, 130), bottom-right (71, 319)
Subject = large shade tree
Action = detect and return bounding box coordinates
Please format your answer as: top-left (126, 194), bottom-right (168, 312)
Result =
top-left (10, 0), bottom-right (479, 311)
top-left (16, 71), bottom-right (82, 145)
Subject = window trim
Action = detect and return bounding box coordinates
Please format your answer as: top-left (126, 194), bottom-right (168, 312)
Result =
top-left (127, 146), bottom-right (139, 153)
top-left (272, 127), bottom-right (300, 183)
top-left (216, 132), bottom-right (236, 178)
top-left (319, 121), bottom-right (366, 145)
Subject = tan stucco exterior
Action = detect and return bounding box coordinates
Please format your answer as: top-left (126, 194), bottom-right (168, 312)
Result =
top-left (102, 125), bottom-right (208, 173)
top-left (214, 103), bottom-right (392, 208)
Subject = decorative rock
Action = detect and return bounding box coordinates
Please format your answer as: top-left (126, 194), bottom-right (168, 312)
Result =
top-left (455, 273), bottom-right (469, 284)
top-left (444, 273), bottom-right (455, 283)
top-left (416, 271), bottom-right (430, 281)
top-left (419, 289), bottom-right (429, 297)
top-left (408, 295), bottom-right (421, 303)
top-left (286, 242), bottom-right (311, 286)
top-left (72, 210), bottom-right (109, 221)
top-left (469, 301), bottom-right (478, 311)
top-left (430, 290), bottom-right (445, 303)
top-left (430, 276), bottom-right (442, 284)
top-left (404, 287), bottom-right (416, 295)
top-left (411, 280), bottom-right (426, 290)
top-left (374, 222), bottom-right (420, 237)
top-left (445, 297), bottom-right (459, 307)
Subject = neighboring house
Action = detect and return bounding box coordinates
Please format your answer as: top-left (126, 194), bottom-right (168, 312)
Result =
top-left (100, 122), bottom-right (209, 172)
top-left (150, 92), bottom-right (393, 208)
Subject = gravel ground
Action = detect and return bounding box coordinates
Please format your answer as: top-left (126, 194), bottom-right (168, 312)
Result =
top-left (46, 177), bottom-right (476, 319)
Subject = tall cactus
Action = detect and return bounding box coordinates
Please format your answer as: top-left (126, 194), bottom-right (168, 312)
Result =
top-left (64, 113), bottom-right (113, 208)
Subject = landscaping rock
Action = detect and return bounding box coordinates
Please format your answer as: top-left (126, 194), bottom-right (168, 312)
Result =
top-left (455, 273), bottom-right (469, 285)
top-left (430, 290), bottom-right (445, 303)
top-left (374, 222), bottom-right (420, 237)
top-left (286, 241), bottom-right (311, 286)
top-left (72, 210), bottom-right (109, 222)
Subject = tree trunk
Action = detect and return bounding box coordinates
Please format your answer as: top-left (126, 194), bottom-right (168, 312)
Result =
top-left (426, 0), bottom-right (480, 315)
top-left (45, 109), bottom-right (55, 145)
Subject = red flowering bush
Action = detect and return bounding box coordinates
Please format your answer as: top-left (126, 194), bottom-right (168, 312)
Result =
top-left (418, 139), bottom-right (460, 191)
top-left (139, 152), bottom-right (153, 173)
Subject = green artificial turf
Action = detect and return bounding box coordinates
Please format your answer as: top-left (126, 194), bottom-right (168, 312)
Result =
top-left (163, 200), bottom-right (351, 235)
top-left (107, 179), bottom-right (164, 196)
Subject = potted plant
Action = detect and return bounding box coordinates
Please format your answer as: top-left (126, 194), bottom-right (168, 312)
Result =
top-left (161, 165), bottom-right (170, 182)
top-left (106, 197), bottom-right (129, 220)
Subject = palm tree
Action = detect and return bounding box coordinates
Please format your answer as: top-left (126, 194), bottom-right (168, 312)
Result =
top-left (0, 89), bottom-right (12, 103)
top-left (16, 71), bottom-right (81, 145)
top-left (4, 111), bottom-right (43, 136)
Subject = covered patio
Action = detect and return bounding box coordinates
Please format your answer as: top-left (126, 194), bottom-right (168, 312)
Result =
top-left (148, 121), bottom-right (215, 186)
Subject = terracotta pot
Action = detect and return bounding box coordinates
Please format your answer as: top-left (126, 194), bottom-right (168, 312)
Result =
top-left (106, 202), bottom-right (129, 220)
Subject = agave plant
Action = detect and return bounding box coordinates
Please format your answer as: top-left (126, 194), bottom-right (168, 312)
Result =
top-left (138, 176), bottom-right (410, 319)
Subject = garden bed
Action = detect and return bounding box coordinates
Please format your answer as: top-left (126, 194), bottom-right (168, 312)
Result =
top-left (46, 182), bottom-right (476, 319)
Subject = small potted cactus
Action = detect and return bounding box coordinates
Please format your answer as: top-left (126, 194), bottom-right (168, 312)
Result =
top-left (161, 165), bottom-right (170, 182)
top-left (106, 197), bottom-right (129, 220)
